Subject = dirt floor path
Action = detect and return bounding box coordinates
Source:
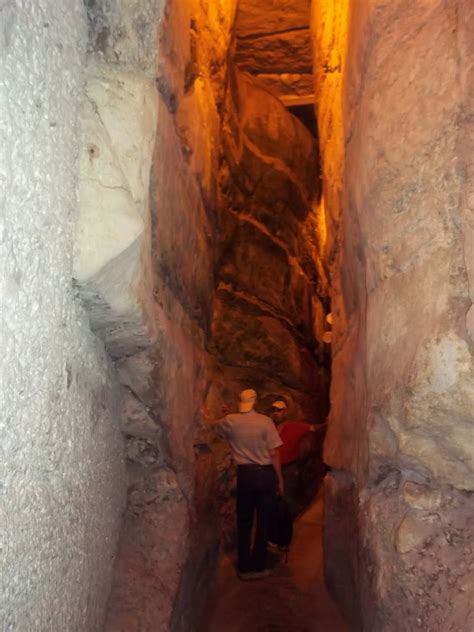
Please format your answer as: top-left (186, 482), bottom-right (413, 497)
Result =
top-left (200, 494), bottom-right (351, 632)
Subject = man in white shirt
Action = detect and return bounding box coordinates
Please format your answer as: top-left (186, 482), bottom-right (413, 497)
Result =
top-left (211, 389), bottom-right (284, 579)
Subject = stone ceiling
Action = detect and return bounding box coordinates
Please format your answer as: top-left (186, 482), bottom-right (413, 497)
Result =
top-left (234, 0), bottom-right (314, 104)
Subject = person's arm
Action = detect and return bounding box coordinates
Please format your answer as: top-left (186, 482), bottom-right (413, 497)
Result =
top-left (270, 448), bottom-right (284, 497)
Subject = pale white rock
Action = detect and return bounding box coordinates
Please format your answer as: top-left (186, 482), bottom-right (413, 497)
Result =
top-left (1, 3), bottom-right (126, 630)
top-left (74, 62), bottom-right (158, 282)
top-left (401, 482), bottom-right (441, 512)
top-left (73, 62), bottom-right (158, 356)
top-left (85, 0), bottom-right (166, 76)
top-left (396, 514), bottom-right (432, 554)
top-left (400, 332), bottom-right (474, 490)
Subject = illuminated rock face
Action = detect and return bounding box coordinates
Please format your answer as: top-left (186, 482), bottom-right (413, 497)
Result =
top-left (313, 1), bottom-right (474, 629)
top-left (79, 1), bottom-right (239, 631)
top-left (75, 0), bottom-right (328, 628)
top-left (234, 0), bottom-right (313, 101)
top-left (209, 71), bottom-right (329, 421)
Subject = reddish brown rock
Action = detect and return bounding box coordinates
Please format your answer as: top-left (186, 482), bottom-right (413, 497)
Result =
top-left (313, 0), bottom-right (474, 629)
top-left (235, 0), bottom-right (311, 38)
top-left (255, 73), bottom-right (314, 100)
top-left (208, 69), bottom-right (329, 444)
top-left (103, 1), bottom-right (239, 630)
top-left (234, 0), bottom-right (313, 95)
top-left (235, 29), bottom-right (313, 75)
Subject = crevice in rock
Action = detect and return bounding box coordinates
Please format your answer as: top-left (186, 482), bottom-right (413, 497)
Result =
top-left (4, 1), bottom-right (473, 631)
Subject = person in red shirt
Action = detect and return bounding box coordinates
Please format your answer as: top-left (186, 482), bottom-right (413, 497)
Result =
top-left (270, 400), bottom-right (326, 516)
top-left (270, 400), bottom-right (316, 466)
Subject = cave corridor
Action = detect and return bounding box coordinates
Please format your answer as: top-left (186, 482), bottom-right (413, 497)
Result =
top-left (2, 1), bottom-right (473, 631)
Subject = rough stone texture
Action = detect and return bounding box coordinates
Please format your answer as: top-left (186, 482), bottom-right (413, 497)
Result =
top-left (208, 71), bottom-right (329, 421)
top-left (234, 0), bottom-right (313, 101)
top-left (235, 29), bottom-right (313, 75)
top-left (255, 72), bottom-right (314, 100)
top-left (323, 472), bottom-right (360, 629)
top-left (0, 2), bottom-right (126, 630)
top-left (105, 463), bottom-right (218, 632)
top-left (74, 61), bottom-right (159, 357)
top-left (99, 1), bottom-right (239, 630)
top-left (313, 0), bottom-right (474, 629)
top-left (206, 70), bottom-right (329, 545)
top-left (84, 0), bottom-right (165, 76)
top-left (235, 0), bottom-right (311, 37)
top-left (359, 481), bottom-right (474, 631)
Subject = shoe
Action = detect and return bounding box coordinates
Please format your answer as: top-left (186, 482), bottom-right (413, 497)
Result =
top-left (237, 569), bottom-right (272, 581)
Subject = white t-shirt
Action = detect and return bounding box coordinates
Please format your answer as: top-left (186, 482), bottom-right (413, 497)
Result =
top-left (216, 411), bottom-right (283, 465)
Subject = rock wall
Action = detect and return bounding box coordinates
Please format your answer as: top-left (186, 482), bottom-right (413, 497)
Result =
top-left (209, 71), bottom-right (329, 421)
top-left (205, 68), bottom-right (330, 542)
top-left (77, 1), bottom-right (240, 630)
top-left (0, 2), bottom-right (126, 630)
top-left (312, 1), bottom-right (474, 629)
top-left (234, 0), bottom-right (313, 102)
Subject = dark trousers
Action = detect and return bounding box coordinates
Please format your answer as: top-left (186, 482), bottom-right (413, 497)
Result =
top-left (236, 465), bottom-right (276, 572)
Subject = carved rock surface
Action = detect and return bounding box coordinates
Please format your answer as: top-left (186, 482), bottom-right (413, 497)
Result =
top-left (256, 73), bottom-right (314, 99)
top-left (209, 72), bottom-right (329, 421)
top-left (105, 468), bottom-right (189, 632)
top-left (1, 3), bottom-right (126, 630)
top-left (74, 62), bottom-right (158, 357)
top-left (101, 1), bottom-right (239, 630)
top-left (313, 0), bottom-right (474, 629)
top-left (235, 29), bottom-right (313, 74)
top-left (234, 0), bottom-right (313, 100)
top-left (235, 0), bottom-right (311, 37)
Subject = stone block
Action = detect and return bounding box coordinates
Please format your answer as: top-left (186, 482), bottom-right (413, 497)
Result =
top-left (323, 471), bottom-right (361, 629)
top-left (85, 0), bottom-right (166, 76)
top-left (210, 292), bottom-right (320, 393)
top-left (239, 74), bottom-right (318, 193)
top-left (235, 144), bottom-right (312, 221)
top-left (119, 386), bottom-right (162, 439)
top-left (150, 106), bottom-right (215, 332)
top-left (254, 73), bottom-right (314, 99)
top-left (104, 467), bottom-right (189, 632)
top-left (218, 216), bottom-right (314, 326)
top-left (74, 62), bottom-right (158, 357)
top-left (235, 0), bottom-right (311, 38)
top-left (236, 29), bottom-right (313, 74)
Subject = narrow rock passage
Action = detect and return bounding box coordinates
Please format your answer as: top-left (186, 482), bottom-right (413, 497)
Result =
top-left (201, 494), bottom-right (350, 632)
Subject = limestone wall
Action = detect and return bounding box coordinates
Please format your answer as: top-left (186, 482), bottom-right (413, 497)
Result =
top-left (209, 70), bottom-right (329, 420)
top-left (234, 0), bottom-right (313, 101)
top-left (82, 1), bottom-right (240, 630)
top-left (205, 68), bottom-right (330, 542)
top-left (312, 1), bottom-right (474, 629)
top-left (0, 2), bottom-right (126, 630)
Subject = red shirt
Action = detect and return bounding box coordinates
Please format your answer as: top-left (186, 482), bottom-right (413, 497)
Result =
top-left (278, 421), bottom-right (313, 466)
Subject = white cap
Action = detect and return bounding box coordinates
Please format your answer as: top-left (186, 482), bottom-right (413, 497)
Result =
top-left (239, 389), bottom-right (257, 413)
top-left (271, 400), bottom-right (287, 410)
